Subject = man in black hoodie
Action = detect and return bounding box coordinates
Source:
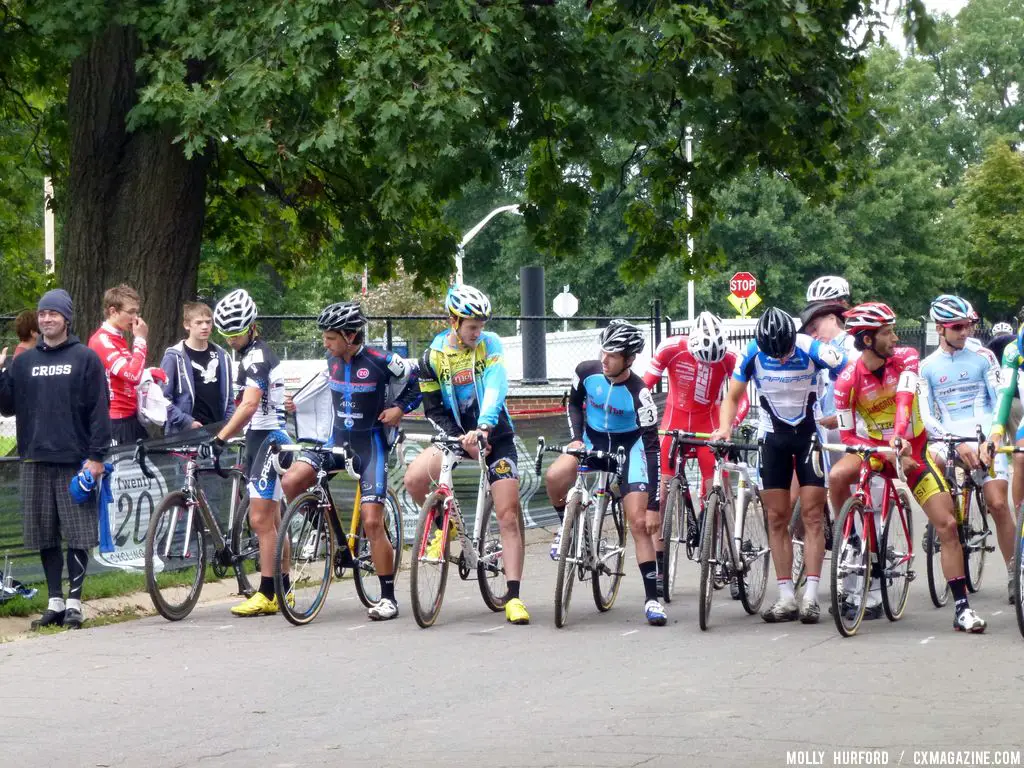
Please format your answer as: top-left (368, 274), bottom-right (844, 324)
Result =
top-left (0, 288), bottom-right (111, 629)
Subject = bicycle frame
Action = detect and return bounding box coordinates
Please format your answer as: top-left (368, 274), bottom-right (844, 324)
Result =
top-left (707, 448), bottom-right (765, 574)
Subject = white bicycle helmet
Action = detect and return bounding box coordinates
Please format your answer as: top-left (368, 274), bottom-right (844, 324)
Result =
top-left (213, 289), bottom-right (258, 334)
top-left (600, 319), bottom-right (645, 357)
top-left (992, 321), bottom-right (1014, 336)
top-left (445, 284), bottom-right (491, 320)
top-left (688, 311), bottom-right (727, 364)
top-left (806, 276), bottom-right (851, 303)
top-left (929, 294), bottom-right (973, 324)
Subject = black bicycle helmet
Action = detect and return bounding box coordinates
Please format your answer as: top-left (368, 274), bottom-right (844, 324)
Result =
top-left (755, 307), bottom-right (796, 359)
top-left (317, 301), bottom-right (367, 333)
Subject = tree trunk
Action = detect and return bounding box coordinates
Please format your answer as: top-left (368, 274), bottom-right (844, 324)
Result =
top-left (62, 23), bottom-right (210, 362)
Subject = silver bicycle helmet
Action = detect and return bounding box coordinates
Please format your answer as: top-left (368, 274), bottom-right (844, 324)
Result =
top-left (600, 319), bottom-right (645, 357)
top-left (317, 301), bottom-right (367, 333)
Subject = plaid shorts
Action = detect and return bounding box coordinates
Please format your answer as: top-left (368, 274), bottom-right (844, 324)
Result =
top-left (20, 462), bottom-right (99, 550)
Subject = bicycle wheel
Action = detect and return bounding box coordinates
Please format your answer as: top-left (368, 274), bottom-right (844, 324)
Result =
top-left (880, 489), bottom-right (914, 621)
top-left (275, 493), bottom-right (335, 626)
top-left (554, 498), bottom-right (581, 628)
top-left (789, 498), bottom-right (806, 588)
top-left (698, 495), bottom-right (721, 631)
top-left (410, 493), bottom-right (450, 628)
top-left (145, 491), bottom-right (208, 621)
top-left (1014, 503), bottom-right (1024, 639)
top-left (661, 478), bottom-right (680, 603)
top-left (593, 494), bottom-right (627, 612)
top-left (924, 522), bottom-right (949, 607)
top-left (964, 487), bottom-right (989, 593)
top-left (738, 492), bottom-right (769, 614)
top-left (229, 494), bottom-right (259, 597)
top-left (353, 490), bottom-right (404, 608)
top-left (830, 497), bottom-right (870, 637)
top-left (476, 496), bottom-right (525, 611)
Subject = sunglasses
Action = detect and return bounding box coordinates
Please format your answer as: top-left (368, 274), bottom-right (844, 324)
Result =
top-left (218, 327), bottom-right (251, 339)
top-left (942, 323), bottom-right (971, 332)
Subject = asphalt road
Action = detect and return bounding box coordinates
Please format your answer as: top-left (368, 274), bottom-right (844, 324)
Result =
top-left (3, 516), bottom-right (1023, 768)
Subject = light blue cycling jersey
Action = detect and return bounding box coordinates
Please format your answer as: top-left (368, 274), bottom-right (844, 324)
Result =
top-left (733, 334), bottom-right (846, 433)
top-left (816, 331), bottom-right (859, 419)
top-left (918, 340), bottom-right (1000, 438)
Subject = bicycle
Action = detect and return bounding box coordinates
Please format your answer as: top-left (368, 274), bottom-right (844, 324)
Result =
top-left (534, 437), bottom-right (628, 628)
top-left (135, 439), bottom-right (259, 621)
top-left (675, 436), bottom-right (769, 631)
top-left (790, 498), bottom-right (834, 588)
top-left (923, 432), bottom-right (993, 607)
top-left (407, 432), bottom-right (525, 628)
top-left (657, 429), bottom-right (710, 603)
top-left (270, 441), bottom-right (403, 626)
top-left (818, 440), bottom-right (914, 637)
top-left (985, 444), bottom-right (1024, 638)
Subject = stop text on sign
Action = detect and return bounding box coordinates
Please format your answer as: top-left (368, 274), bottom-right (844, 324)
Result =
top-left (730, 272), bottom-right (757, 299)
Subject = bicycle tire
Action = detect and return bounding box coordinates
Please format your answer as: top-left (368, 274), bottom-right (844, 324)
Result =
top-left (1014, 502), bottom-right (1024, 639)
top-left (925, 522), bottom-right (949, 607)
top-left (593, 493), bottom-right (626, 612)
top-left (145, 491), bottom-right (208, 621)
top-left (964, 486), bottom-right (989, 593)
top-left (229, 494), bottom-right (259, 597)
top-left (830, 497), bottom-right (870, 637)
top-left (738, 492), bottom-right (769, 614)
top-left (275, 492), bottom-right (335, 626)
top-left (410, 493), bottom-right (450, 628)
top-left (353, 489), bottom-right (404, 608)
top-left (880, 489), bottom-right (914, 621)
top-left (661, 478), bottom-right (680, 603)
top-left (698, 494), bottom-right (721, 631)
top-left (477, 496), bottom-right (515, 612)
top-left (554, 497), bottom-right (581, 628)
top-left (789, 498), bottom-right (806, 588)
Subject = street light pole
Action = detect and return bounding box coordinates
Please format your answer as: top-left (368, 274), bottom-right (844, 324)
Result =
top-left (455, 204), bottom-right (522, 285)
top-left (685, 127), bottom-right (695, 322)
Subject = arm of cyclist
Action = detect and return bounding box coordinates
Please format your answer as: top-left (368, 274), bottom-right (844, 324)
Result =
top-left (641, 336), bottom-right (674, 391)
top-left (891, 351), bottom-right (920, 457)
top-left (214, 386), bottom-right (260, 449)
top-left (832, 364), bottom-right (862, 448)
top-left (915, 365), bottom-right (947, 440)
top-left (711, 378), bottom-right (746, 442)
top-left (989, 341), bottom-right (1020, 447)
top-left (379, 353), bottom-right (421, 427)
top-left (476, 335), bottom-right (509, 430)
top-left (566, 363), bottom-right (588, 449)
top-left (417, 349), bottom-right (462, 437)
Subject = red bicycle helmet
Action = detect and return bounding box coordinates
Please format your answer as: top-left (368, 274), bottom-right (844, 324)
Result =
top-left (843, 302), bottom-right (896, 333)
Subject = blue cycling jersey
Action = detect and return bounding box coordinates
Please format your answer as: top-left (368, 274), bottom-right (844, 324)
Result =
top-left (733, 334), bottom-right (845, 433)
top-left (567, 360), bottom-right (658, 440)
top-left (918, 340), bottom-right (1000, 438)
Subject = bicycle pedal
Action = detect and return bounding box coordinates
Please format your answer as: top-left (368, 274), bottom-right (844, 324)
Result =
top-left (906, 570), bottom-right (917, 582)
top-left (984, 546), bottom-right (996, 553)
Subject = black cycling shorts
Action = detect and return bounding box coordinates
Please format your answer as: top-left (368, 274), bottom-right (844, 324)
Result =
top-left (296, 429), bottom-right (391, 505)
top-left (758, 425), bottom-right (823, 491)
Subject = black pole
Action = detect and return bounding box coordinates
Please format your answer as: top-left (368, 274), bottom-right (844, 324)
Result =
top-left (652, 299), bottom-right (662, 393)
top-left (520, 266), bottom-right (547, 384)
top-left (386, 318), bottom-right (394, 351)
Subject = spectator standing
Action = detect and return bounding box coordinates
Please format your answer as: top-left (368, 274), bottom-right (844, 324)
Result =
top-left (0, 289), bottom-right (111, 629)
top-left (160, 302), bottom-right (235, 435)
top-left (13, 310), bottom-right (39, 358)
top-left (88, 284), bottom-right (149, 445)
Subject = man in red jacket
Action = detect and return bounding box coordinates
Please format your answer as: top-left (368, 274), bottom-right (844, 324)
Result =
top-left (88, 284), bottom-right (149, 445)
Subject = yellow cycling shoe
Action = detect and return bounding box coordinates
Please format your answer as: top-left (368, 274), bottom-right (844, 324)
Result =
top-left (505, 597), bottom-right (530, 625)
top-left (230, 591), bottom-right (278, 617)
top-left (425, 523), bottom-right (457, 561)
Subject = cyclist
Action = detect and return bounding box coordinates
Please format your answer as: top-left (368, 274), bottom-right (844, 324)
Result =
top-left (402, 284), bottom-right (529, 626)
top-left (209, 289), bottom-right (292, 617)
top-left (919, 295), bottom-right (1016, 604)
top-left (831, 302), bottom-right (986, 633)
top-left (545, 320), bottom-right (666, 626)
top-left (986, 322), bottom-right (1021, 477)
top-left (641, 311), bottom-right (748, 595)
top-left (712, 307), bottom-right (845, 624)
top-left (989, 321), bottom-right (1024, 559)
top-left (280, 302), bottom-right (421, 621)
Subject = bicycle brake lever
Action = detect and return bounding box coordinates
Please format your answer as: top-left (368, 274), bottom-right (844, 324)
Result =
top-left (534, 436), bottom-right (546, 475)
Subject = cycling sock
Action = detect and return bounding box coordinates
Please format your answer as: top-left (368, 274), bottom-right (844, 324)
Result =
top-left (259, 576), bottom-right (275, 599)
top-left (379, 574), bottom-right (396, 602)
top-left (66, 548), bottom-right (88, 600)
top-left (282, 573), bottom-right (291, 593)
top-left (554, 505), bottom-right (565, 523)
top-left (47, 597), bottom-right (66, 613)
top-left (949, 576), bottom-right (969, 613)
top-left (655, 551), bottom-right (666, 578)
top-left (803, 575), bottom-right (820, 603)
top-left (777, 578), bottom-right (795, 602)
top-left (507, 580), bottom-right (521, 600)
top-left (66, 598), bottom-right (82, 613)
top-left (639, 561), bottom-right (658, 601)
top-left (39, 546), bottom-right (63, 599)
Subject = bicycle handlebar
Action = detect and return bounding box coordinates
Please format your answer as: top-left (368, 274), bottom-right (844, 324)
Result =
top-left (271, 442), bottom-right (361, 481)
top-left (533, 436), bottom-right (626, 481)
top-left (818, 441), bottom-right (908, 484)
top-left (132, 439), bottom-right (233, 480)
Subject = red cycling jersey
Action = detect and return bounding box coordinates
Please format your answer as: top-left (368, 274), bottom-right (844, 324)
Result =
top-left (88, 322), bottom-right (147, 420)
top-left (642, 335), bottom-right (749, 485)
top-left (832, 346), bottom-right (923, 448)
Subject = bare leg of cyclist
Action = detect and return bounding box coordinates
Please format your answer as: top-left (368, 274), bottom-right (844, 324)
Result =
top-left (362, 501), bottom-right (400, 619)
top-left (798, 485), bottom-right (827, 591)
top-left (761, 489), bottom-right (794, 583)
top-left (403, 447), bottom-right (443, 507)
top-left (491, 477), bottom-right (528, 623)
top-left (544, 453), bottom-right (580, 559)
top-left (921, 491), bottom-right (986, 633)
top-left (1012, 450), bottom-right (1024, 519)
top-left (625, 491), bottom-right (666, 625)
top-left (982, 479), bottom-right (1016, 603)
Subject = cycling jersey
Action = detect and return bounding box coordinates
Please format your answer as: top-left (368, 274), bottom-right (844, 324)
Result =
top-left (568, 360), bottom-right (660, 509)
top-left (733, 334), bottom-right (845, 434)
top-left (815, 331), bottom-right (859, 419)
top-left (993, 339), bottom-right (1024, 439)
top-left (419, 330), bottom-right (513, 439)
top-left (918, 344), bottom-right (999, 439)
top-left (236, 337), bottom-right (286, 431)
top-left (833, 347), bottom-right (948, 505)
top-left (88, 322), bottom-right (147, 419)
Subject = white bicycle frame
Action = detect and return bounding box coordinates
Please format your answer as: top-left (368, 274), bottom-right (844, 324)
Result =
top-left (707, 450), bottom-right (768, 573)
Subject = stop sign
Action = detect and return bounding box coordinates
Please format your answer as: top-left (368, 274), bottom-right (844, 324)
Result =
top-left (730, 272), bottom-right (757, 299)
